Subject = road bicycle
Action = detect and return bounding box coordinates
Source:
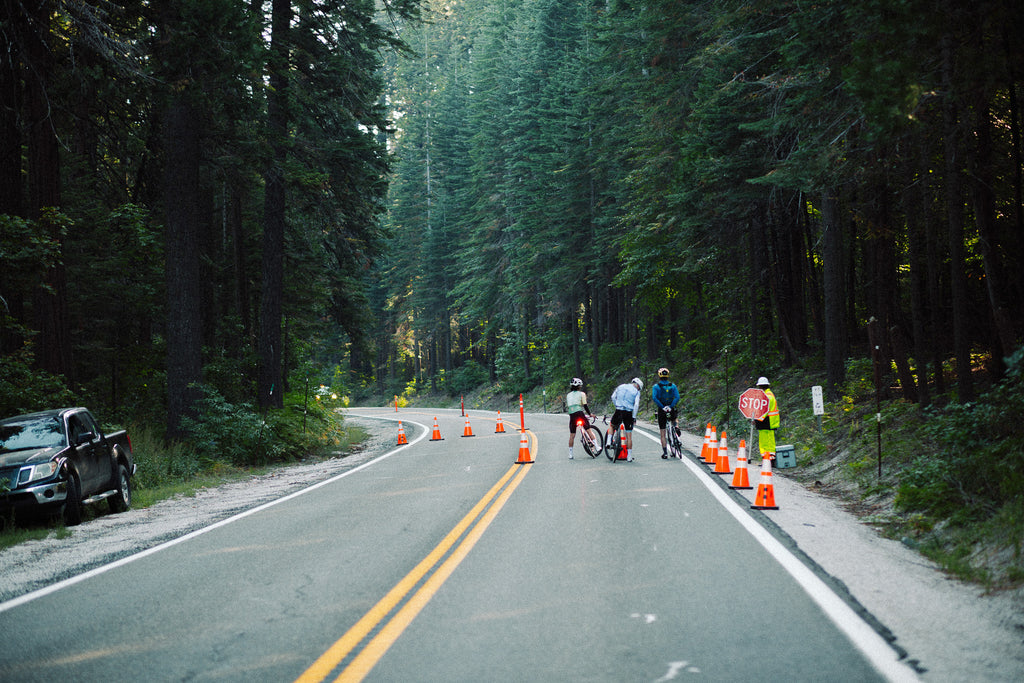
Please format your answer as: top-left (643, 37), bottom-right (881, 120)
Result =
top-left (575, 416), bottom-right (604, 458)
top-left (602, 415), bottom-right (622, 462)
top-left (664, 416), bottom-right (683, 459)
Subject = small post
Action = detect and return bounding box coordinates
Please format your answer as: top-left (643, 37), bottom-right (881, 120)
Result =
top-left (303, 377), bottom-right (309, 435)
top-left (519, 393), bottom-right (525, 432)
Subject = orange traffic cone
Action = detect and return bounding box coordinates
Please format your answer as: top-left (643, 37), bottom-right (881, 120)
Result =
top-left (729, 439), bottom-right (753, 489)
top-left (751, 455), bottom-right (779, 510)
top-left (704, 426), bottom-right (718, 465)
top-left (616, 424), bottom-right (630, 461)
top-left (462, 414), bottom-right (475, 437)
top-left (516, 431), bottom-right (534, 464)
top-left (713, 431), bottom-right (732, 474)
top-left (495, 411), bottom-right (506, 433)
top-left (699, 423), bottom-right (711, 461)
top-left (396, 421), bottom-right (408, 445)
top-left (430, 417), bottom-right (444, 441)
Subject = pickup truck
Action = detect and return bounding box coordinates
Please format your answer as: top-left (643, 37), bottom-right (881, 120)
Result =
top-left (0, 407), bottom-right (136, 525)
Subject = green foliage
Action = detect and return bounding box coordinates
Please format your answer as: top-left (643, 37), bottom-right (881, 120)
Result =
top-left (0, 348), bottom-right (77, 417)
top-left (130, 423), bottom-right (205, 492)
top-left (448, 361), bottom-right (489, 397)
top-left (176, 381), bottom-right (351, 470)
top-left (897, 348), bottom-right (1024, 519)
top-left (0, 212), bottom-right (67, 293)
top-left (179, 385), bottom-right (287, 467)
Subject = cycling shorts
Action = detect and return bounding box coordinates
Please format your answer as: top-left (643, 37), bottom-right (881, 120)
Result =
top-left (569, 411), bottom-right (589, 433)
top-left (657, 407), bottom-right (678, 430)
top-left (609, 409), bottom-right (635, 432)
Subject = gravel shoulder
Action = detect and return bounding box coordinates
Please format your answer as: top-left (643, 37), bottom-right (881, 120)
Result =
top-left (2, 415), bottom-right (1022, 681)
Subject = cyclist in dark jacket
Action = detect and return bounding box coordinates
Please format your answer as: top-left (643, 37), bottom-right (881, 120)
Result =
top-left (652, 368), bottom-right (680, 458)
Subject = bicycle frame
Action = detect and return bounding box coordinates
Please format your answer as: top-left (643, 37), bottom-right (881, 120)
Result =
top-left (576, 417), bottom-right (603, 458)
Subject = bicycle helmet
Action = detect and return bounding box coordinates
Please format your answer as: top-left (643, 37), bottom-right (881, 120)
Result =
top-left (570, 377), bottom-right (583, 388)
top-left (658, 367), bottom-right (670, 378)
top-left (631, 377), bottom-right (644, 391)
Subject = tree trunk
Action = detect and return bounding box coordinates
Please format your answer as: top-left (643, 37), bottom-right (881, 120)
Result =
top-left (969, 98), bottom-right (1016, 364)
top-left (571, 309), bottom-right (582, 377)
top-left (0, 22), bottom-right (22, 219)
top-left (164, 95), bottom-right (203, 439)
top-left (906, 167), bottom-right (932, 409)
top-left (942, 32), bottom-right (975, 403)
top-left (748, 220), bottom-right (763, 360)
top-left (25, 0), bottom-right (70, 379)
top-left (821, 191), bottom-right (846, 401)
top-left (258, 0), bottom-right (291, 410)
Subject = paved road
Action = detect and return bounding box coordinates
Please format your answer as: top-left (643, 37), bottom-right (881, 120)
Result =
top-left (0, 408), bottom-right (916, 682)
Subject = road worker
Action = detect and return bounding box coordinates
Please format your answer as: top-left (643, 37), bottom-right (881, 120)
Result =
top-left (754, 376), bottom-right (780, 462)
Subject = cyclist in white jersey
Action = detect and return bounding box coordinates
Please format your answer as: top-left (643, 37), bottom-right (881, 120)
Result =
top-left (608, 377), bottom-right (643, 459)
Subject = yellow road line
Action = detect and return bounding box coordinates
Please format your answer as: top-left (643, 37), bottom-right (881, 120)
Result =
top-left (295, 433), bottom-right (536, 683)
top-left (337, 462), bottom-right (532, 682)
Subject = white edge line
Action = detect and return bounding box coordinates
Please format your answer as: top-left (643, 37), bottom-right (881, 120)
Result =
top-left (633, 427), bottom-right (918, 683)
top-left (0, 415), bottom-right (429, 616)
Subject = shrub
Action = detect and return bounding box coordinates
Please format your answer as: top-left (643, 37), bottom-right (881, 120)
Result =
top-left (897, 347), bottom-right (1024, 520)
top-left (0, 348), bottom-right (78, 417)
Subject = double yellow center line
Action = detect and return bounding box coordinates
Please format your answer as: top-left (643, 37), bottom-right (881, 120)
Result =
top-left (295, 433), bottom-right (536, 683)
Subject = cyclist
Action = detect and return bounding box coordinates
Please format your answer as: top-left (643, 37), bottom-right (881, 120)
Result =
top-left (607, 377), bottom-right (643, 460)
top-left (566, 377), bottom-right (595, 460)
top-left (652, 367), bottom-right (680, 459)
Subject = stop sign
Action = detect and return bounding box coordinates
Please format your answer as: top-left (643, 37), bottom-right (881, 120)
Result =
top-left (738, 388), bottom-right (770, 420)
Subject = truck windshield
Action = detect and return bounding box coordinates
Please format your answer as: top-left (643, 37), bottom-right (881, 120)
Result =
top-left (0, 417), bottom-right (65, 452)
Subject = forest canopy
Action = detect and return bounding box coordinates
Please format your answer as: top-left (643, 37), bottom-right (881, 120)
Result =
top-left (1, 0), bottom-right (1022, 437)
top-left (377, 0), bottom-right (1023, 405)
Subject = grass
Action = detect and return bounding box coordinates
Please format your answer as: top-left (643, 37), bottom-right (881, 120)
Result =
top-left (0, 521), bottom-right (72, 552)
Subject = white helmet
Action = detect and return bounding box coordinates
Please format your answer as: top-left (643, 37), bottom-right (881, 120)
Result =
top-left (756, 376), bottom-right (770, 386)
top-left (570, 377), bottom-right (583, 388)
top-left (631, 377), bottom-right (644, 391)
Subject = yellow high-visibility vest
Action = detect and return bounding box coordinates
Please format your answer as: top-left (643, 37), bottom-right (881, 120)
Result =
top-left (765, 389), bottom-right (779, 429)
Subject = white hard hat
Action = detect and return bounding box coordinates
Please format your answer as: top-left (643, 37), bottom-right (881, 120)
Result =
top-left (756, 376), bottom-right (770, 386)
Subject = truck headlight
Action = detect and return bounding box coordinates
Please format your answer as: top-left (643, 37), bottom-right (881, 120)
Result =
top-left (17, 461), bottom-right (60, 486)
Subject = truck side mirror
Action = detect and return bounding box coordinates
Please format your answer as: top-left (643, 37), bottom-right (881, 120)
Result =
top-left (75, 431), bottom-right (96, 446)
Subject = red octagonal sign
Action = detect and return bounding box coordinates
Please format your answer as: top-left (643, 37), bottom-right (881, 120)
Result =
top-left (738, 388), bottom-right (770, 420)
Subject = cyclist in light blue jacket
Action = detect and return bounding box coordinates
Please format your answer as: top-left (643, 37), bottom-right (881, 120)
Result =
top-left (608, 377), bottom-right (643, 459)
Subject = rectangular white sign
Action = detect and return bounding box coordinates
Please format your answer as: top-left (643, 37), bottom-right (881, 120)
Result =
top-left (811, 385), bottom-right (824, 415)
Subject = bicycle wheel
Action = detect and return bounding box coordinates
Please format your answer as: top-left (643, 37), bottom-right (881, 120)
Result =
top-left (670, 424), bottom-right (683, 458)
top-left (583, 426), bottom-right (603, 458)
top-left (606, 430), bottom-right (619, 461)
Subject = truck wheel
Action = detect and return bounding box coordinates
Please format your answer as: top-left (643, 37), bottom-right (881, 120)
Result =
top-left (108, 463), bottom-right (132, 513)
top-left (62, 471), bottom-right (83, 526)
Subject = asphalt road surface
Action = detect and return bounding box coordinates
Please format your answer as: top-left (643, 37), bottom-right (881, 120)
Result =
top-left (0, 408), bottom-right (918, 682)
